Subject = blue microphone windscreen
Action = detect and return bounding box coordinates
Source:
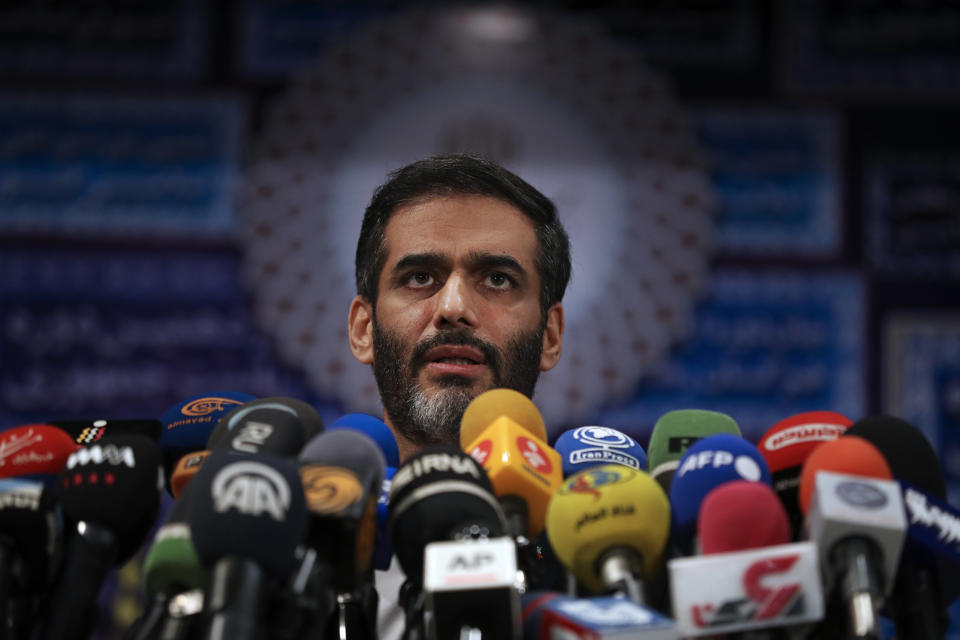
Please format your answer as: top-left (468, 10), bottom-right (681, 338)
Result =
top-left (554, 426), bottom-right (647, 478)
top-left (159, 392), bottom-right (255, 450)
top-left (329, 414), bottom-right (399, 468)
top-left (669, 433), bottom-right (771, 545)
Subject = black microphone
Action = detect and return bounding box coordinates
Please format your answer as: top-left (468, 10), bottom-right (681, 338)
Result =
top-left (388, 447), bottom-right (515, 640)
top-left (207, 397), bottom-right (324, 457)
top-left (0, 478), bottom-right (63, 640)
top-left (298, 429), bottom-right (386, 640)
top-left (180, 449), bottom-right (308, 640)
top-left (40, 435), bottom-right (163, 640)
top-left (845, 416), bottom-right (953, 640)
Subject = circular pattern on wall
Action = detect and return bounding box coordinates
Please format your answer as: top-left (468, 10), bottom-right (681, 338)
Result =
top-left (238, 7), bottom-right (715, 431)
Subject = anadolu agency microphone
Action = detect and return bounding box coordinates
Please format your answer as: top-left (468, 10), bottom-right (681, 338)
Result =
top-left (647, 409), bottom-right (741, 494)
top-left (388, 447), bottom-right (515, 640)
top-left (845, 415), bottom-right (957, 639)
top-left (159, 391), bottom-right (255, 493)
top-left (179, 449), bottom-right (308, 640)
top-left (799, 436), bottom-right (906, 640)
top-left (668, 433), bottom-right (772, 556)
top-left (298, 428), bottom-right (386, 640)
top-left (546, 465), bottom-right (670, 606)
top-left (40, 435), bottom-right (163, 640)
top-left (0, 478), bottom-right (63, 640)
top-left (460, 389), bottom-right (561, 578)
top-left (554, 426), bottom-right (648, 478)
top-left (521, 591), bottom-right (677, 639)
top-left (0, 423), bottom-right (78, 486)
top-left (669, 481), bottom-right (823, 638)
top-left (207, 396), bottom-right (324, 458)
top-left (758, 411), bottom-right (851, 540)
top-left (329, 413), bottom-right (400, 571)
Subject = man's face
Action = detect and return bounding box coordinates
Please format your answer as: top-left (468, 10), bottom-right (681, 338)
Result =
top-left (349, 194), bottom-right (563, 452)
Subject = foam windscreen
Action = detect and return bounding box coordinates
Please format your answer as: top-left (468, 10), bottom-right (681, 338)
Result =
top-left (798, 435), bottom-right (892, 515)
top-left (697, 481), bottom-right (791, 554)
top-left (182, 450), bottom-right (307, 578)
top-left (207, 397), bottom-right (324, 457)
top-left (0, 424), bottom-right (78, 480)
top-left (329, 413), bottom-right (399, 468)
top-left (459, 388), bottom-right (547, 448)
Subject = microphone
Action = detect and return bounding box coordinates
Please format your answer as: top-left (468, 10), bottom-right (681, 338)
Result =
top-left (554, 426), bottom-right (647, 478)
top-left (388, 447), bottom-right (510, 640)
top-left (521, 591), bottom-right (677, 639)
top-left (758, 411), bottom-right (851, 540)
top-left (159, 391), bottom-right (255, 491)
top-left (329, 413), bottom-right (399, 571)
top-left (0, 478), bottom-right (63, 638)
top-left (299, 428), bottom-right (386, 640)
top-left (133, 496), bottom-right (205, 640)
top-left (697, 481), bottom-right (791, 555)
top-left (41, 435), bottom-right (163, 640)
top-left (647, 410), bottom-right (741, 493)
top-left (207, 397), bottom-right (324, 457)
top-left (460, 389), bottom-right (561, 540)
top-left (0, 424), bottom-right (78, 485)
top-left (546, 465), bottom-right (670, 604)
top-left (180, 449), bottom-right (308, 640)
top-left (669, 480), bottom-right (822, 635)
top-left (799, 437), bottom-right (906, 640)
top-left (170, 450), bottom-right (212, 498)
top-left (844, 415), bottom-right (954, 639)
top-left (669, 433), bottom-right (772, 554)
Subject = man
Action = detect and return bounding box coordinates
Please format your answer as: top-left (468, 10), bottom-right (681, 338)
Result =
top-left (347, 153), bottom-right (571, 461)
top-left (346, 153), bottom-right (571, 638)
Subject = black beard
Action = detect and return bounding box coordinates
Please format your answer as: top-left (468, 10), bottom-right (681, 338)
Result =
top-left (371, 322), bottom-right (544, 448)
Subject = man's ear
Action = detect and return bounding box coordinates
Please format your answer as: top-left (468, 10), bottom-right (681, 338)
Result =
top-left (539, 302), bottom-right (564, 372)
top-left (348, 295), bottom-right (375, 365)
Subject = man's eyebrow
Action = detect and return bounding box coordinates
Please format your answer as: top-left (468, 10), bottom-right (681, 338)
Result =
top-left (465, 252), bottom-right (528, 279)
top-left (391, 252), bottom-right (449, 274)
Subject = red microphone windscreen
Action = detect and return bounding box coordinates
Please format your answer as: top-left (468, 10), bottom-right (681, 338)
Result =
top-left (0, 424), bottom-right (78, 478)
top-left (798, 435), bottom-right (892, 515)
top-left (758, 411), bottom-right (852, 472)
top-left (698, 481), bottom-right (791, 554)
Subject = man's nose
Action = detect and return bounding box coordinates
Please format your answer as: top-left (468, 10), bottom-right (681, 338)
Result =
top-left (432, 273), bottom-right (477, 329)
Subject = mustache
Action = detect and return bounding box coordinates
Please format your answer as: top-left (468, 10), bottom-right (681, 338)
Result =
top-left (410, 330), bottom-right (503, 376)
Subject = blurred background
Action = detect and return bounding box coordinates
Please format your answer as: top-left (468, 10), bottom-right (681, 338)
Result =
top-left (1, 1), bottom-right (959, 636)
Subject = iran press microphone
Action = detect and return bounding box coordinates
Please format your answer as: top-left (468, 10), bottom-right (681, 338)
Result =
top-left (800, 436), bottom-right (906, 640)
top-left (180, 450), bottom-right (308, 640)
top-left (669, 481), bottom-right (823, 637)
top-left (388, 447), bottom-right (514, 640)
top-left (546, 465), bottom-right (670, 605)
top-left (521, 591), bottom-right (677, 639)
top-left (647, 409), bottom-right (741, 493)
top-left (845, 415), bottom-right (957, 639)
top-left (554, 426), bottom-right (647, 478)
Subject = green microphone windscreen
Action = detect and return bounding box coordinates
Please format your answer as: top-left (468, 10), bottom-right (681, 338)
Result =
top-left (647, 410), bottom-right (741, 484)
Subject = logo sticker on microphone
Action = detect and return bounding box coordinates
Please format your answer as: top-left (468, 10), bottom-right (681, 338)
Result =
top-left (470, 439), bottom-right (493, 466)
top-left (300, 465), bottom-right (363, 514)
top-left (564, 467), bottom-right (631, 500)
top-left (76, 425), bottom-right (106, 444)
top-left (835, 481), bottom-right (888, 509)
top-left (181, 396), bottom-right (246, 417)
top-left (517, 436), bottom-right (552, 474)
top-left (211, 461), bottom-right (291, 520)
top-left (66, 444), bottom-right (135, 469)
top-left (567, 426), bottom-right (643, 470)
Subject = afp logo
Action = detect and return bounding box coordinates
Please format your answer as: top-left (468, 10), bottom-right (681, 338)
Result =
top-left (567, 426), bottom-right (642, 470)
top-left (211, 461), bottom-right (291, 521)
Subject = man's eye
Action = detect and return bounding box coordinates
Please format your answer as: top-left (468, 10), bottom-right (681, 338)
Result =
top-left (485, 272), bottom-right (513, 289)
top-left (407, 272), bottom-right (435, 287)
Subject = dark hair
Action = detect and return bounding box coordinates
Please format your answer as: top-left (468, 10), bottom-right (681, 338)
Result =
top-left (355, 154), bottom-right (571, 319)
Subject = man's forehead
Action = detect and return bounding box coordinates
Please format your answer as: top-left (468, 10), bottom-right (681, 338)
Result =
top-left (381, 194), bottom-right (538, 265)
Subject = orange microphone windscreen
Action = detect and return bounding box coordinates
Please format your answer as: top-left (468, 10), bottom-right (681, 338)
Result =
top-left (798, 435), bottom-right (892, 515)
top-left (459, 388), bottom-right (546, 448)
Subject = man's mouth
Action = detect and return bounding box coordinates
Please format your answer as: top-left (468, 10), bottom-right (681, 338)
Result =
top-left (423, 345), bottom-right (488, 376)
